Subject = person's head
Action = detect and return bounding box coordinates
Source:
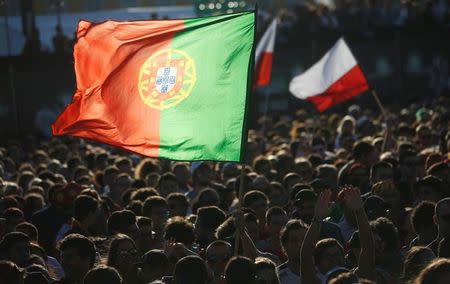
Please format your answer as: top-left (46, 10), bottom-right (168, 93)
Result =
top-left (266, 207), bottom-right (288, 237)
top-left (143, 196), bottom-right (169, 229)
top-left (371, 180), bottom-right (400, 208)
top-left (353, 141), bottom-right (378, 167)
top-left (413, 258), bottom-right (450, 284)
top-left (74, 195), bottom-right (99, 226)
top-left (337, 115), bottom-right (355, 136)
top-left (84, 265), bottom-right (122, 284)
top-left (428, 162), bottom-right (450, 187)
top-left (3, 207), bottom-right (25, 233)
top-left (347, 163), bottom-right (370, 193)
top-left (294, 158), bottom-right (313, 183)
top-left (370, 161), bottom-right (393, 184)
top-left (192, 162), bottom-right (212, 186)
top-left (59, 234), bottom-right (96, 281)
top-left (293, 189), bottom-right (317, 223)
top-left (14, 222), bottom-right (38, 243)
top-left (399, 149), bottom-right (420, 181)
top-left (131, 187), bottom-right (159, 202)
top-left (0, 261), bottom-right (24, 284)
top-left (370, 217), bottom-right (399, 261)
top-left (280, 219), bottom-right (308, 263)
top-left (415, 176), bottom-right (444, 203)
top-left (164, 217), bottom-right (195, 247)
top-left (316, 164), bottom-right (338, 190)
top-left (225, 256), bottom-right (256, 284)
top-left (416, 124), bottom-right (433, 149)
top-left (243, 190), bottom-right (268, 221)
top-left (206, 240), bottom-right (232, 279)
top-left (255, 257), bottom-right (279, 284)
top-left (403, 247), bottom-right (436, 282)
top-left (103, 166), bottom-right (120, 187)
top-left (435, 198), bottom-right (450, 238)
top-left (411, 201), bottom-right (437, 241)
top-left (115, 157), bottom-right (133, 174)
top-left (167, 193), bottom-right (189, 217)
top-left (138, 250), bottom-right (169, 283)
top-left (314, 238), bottom-right (345, 274)
top-left (111, 173), bottom-right (133, 201)
top-left (0, 232), bottom-right (30, 267)
top-left (363, 195), bottom-right (389, 221)
top-left (107, 210), bottom-right (140, 241)
top-left (173, 255), bottom-right (209, 284)
top-left (193, 188), bottom-right (220, 214)
top-left (135, 158), bottom-right (161, 180)
top-left (172, 162), bottom-right (190, 184)
top-left (157, 173), bottom-right (179, 197)
top-left (253, 156), bottom-right (272, 176)
top-left (195, 206), bottom-right (226, 246)
top-left (107, 234), bottom-right (138, 275)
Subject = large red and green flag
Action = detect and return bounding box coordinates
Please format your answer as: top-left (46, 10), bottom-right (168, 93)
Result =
top-left (52, 12), bottom-right (256, 162)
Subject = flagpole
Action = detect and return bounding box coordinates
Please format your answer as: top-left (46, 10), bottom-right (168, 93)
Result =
top-left (261, 88), bottom-right (270, 137)
top-left (234, 163), bottom-right (246, 255)
top-left (3, 0), bottom-right (19, 136)
top-left (370, 89), bottom-right (389, 152)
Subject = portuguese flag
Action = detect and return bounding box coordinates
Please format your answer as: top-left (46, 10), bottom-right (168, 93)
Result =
top-left (52, 12), bottom-right (256, 162)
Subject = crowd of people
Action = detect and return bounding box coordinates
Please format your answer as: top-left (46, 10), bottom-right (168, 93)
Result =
top-left (1, 92), bottom-right (450, 284)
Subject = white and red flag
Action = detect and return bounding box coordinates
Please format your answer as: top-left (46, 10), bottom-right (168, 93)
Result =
top-left (255, 18), bottom-right (277, 86)
top-left (289, 38), bottom-right (369, 112)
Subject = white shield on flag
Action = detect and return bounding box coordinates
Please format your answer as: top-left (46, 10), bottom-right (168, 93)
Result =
top-left (155, 66), bottom-right (178, 94)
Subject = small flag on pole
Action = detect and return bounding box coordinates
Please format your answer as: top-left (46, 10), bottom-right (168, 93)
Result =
top-left (255, 18), bottom-right (277, 87)
top-left (52, 12), bottom-right (256, 162)
top-left (289, 38), bottom-right (369, 112)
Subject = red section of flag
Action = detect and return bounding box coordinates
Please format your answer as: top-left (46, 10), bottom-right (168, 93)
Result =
top-left (255, 52), bottom-right (273, 86)
top-left (52, 20), bottom-right (185, 157)
top-left (306, 65), bottom-right (369, 112)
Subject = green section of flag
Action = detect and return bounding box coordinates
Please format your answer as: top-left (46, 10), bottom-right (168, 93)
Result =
top-left (158, 12), bottom-right (255, 161)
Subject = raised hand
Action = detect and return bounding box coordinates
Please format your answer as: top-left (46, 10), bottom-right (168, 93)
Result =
top-left (314, 189), bottom-right (332, 220)
top-left (342, 185), bottom-right (363, 211)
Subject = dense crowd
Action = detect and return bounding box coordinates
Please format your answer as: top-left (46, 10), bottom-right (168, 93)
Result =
top-left (1, 93), bottom-right (450, 284)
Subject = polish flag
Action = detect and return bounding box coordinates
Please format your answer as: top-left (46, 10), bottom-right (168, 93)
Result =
top-left (289, 38), bottom-right (369, 112)
top-left (255, 18), bottom-right (277, 87)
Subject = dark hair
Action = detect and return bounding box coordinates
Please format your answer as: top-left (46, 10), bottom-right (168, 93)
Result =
top-left (15, 222), bottom-right (38, 242)
top-left (328, 271), bottom-right (359, 284)
top-left (225, 256), bottom-right (256, 284)
top-left (164, 217), bottom-right (195, 246)
top-left (253, 156), bottom-right (271, 175)
top-left (289, 184), bottom-right (313, 201)
top-left (280, 219), bottom-right (308, 251)
top-left (107, 210), bottom-right (136, 235)
top-left (294, 189), bottom-right (317, 206)
top-left (242, 190), bottom-right (268, 208)
top-left (266, 206), bottom-right (286, 222)
top-left (427, 162), bottom-right (449, 176)
top-left (74, 195), bottom-right (98, 222)
top-left (131, 187), bottom-right (159, 202)
top-left (353, 141), bottom-right (375, 161)
top-left (142, 249), bottom-right (169, 269)
top-left (282, 173), bottom-right (301, 190)
top-left (415, 176), bottom-right (445, 196)
top-left (167, 193), bottom-right (189, 206)
top-left (314, 238), bottom-right (344, 265)
top-left (370, 217), bottom-right (399, 251)
top-left (143, 196), bottom-right (168, 218)
top-left (135, 158), bottom-right (161, 180)
top-left (413, 258), bottom-right (450, 284)
top-left (0, 261), bottom-right (24, 283)
top-left (197, 206), bottom-right (226, 232)
top-left (137, 216), bottom-right (152, 228)
top-left (107, 234), bottom-right (136, 268)
top-left (435, 198), bottom-right (450, 216)
top-left (59, 234), bottom-right (96, 267)
top-left (370, 161), bottom-right (392, 178)
top-left (126, 200), bottom-right (143, 216)
top-left (84, 265), bottom-right (123, 284)
top-left (206, 240), bottom-right (232, 260)
top-left (0, 232), bottom-right (30, 255)
top-left (158, 172), bottom-right (178, 186)
top-left (411, 201), bottom-right (436, 233)
top-left (4, 207), bottom-right (24, 223)
top-left (402, 246), bottom-right (435, 283)
top-left (174, 255), bottom-right (209, 284)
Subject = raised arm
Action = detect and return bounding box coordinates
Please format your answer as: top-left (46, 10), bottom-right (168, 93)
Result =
top-left (300, 190), bottom-right (332, 284)
top-left (343, 186), bottom-right (376, 281)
